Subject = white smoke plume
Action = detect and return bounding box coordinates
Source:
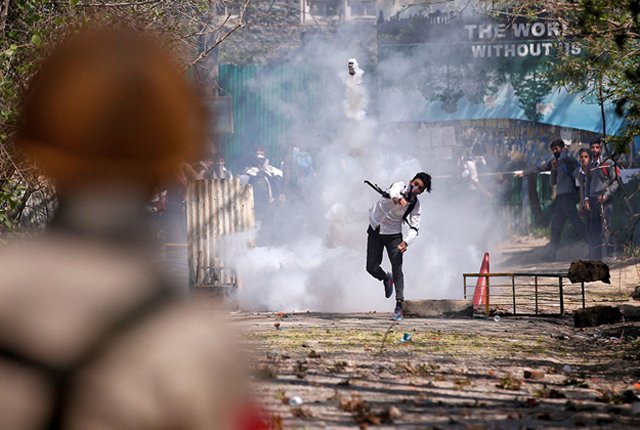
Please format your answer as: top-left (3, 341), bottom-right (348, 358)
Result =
top-left (224, 10), bottom-right (510, 312)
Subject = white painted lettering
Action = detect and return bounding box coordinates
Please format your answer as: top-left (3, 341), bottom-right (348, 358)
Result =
top-left (479, 24), bottom-right (492, 39)
top-left (517, 44), bottom-right (528, 56)
top-left (531, 22), bottom-right (546, 37)
top-left (529, 43), bottom-right (541, 56)
top-left (512, 23), bottom-right (531, 37)
top-left (465, 24), bottom-right (477, 39)
top-left (471, 44), bottom-right (487, 57)
top-left (571, 43), bottom-right (582, 55)
top-left (504, 44), bottom-right (516, 57)
top-left (548, 22), bottom-right (561, 37)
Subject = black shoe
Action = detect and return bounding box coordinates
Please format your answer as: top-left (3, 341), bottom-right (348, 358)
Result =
top-left (383, 272), bottom-right (394, 298)
top-left (392, 301), bottom-right (403, 322)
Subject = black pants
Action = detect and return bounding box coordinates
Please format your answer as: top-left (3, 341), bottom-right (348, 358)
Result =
top-left (366, 225), bottom-right (404, 301)
top-left (549, 193), bottom-right (585, 252)
top-left (588, 199), bottom-right (615, 259)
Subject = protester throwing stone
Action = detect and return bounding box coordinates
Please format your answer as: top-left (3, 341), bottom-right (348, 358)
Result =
top-left (365, 172), bottom-right (432, 321)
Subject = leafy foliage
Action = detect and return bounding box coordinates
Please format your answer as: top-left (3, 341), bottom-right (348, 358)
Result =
top-left (494, 0), bottom-right (640, 154)
top-left (0, 0), bottom-right (245, 233)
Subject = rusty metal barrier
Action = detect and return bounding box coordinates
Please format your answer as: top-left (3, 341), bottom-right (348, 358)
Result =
top-left (186, 179), bottom-right (255, 290)
top-left (463, 272), bottom-right (587, 316)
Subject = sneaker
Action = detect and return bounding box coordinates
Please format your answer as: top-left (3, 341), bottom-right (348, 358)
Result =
top-left (383, 272), bottom-right (394, 298)
top-left (392, 303), bottom-right (403, 322)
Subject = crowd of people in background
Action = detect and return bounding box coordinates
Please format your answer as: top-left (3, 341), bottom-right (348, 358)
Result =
top-left (516, 137), bottom-right (621, 260)
top-left (455, 134), bottom-right (625, 261)
top-left (148, 126), bottom-right (624, 262)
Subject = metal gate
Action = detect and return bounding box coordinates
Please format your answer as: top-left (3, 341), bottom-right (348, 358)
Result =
top-left (463, 272), bottom-right (588, 316)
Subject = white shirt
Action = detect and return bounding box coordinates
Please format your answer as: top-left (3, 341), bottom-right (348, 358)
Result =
top-left (461, 159), bottom-right (479, 191)
top-left (368, 181), bottom-right (421, 246)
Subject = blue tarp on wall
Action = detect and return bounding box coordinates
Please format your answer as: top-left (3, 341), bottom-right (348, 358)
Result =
top-left (399, 84), bottom-right (626, 135)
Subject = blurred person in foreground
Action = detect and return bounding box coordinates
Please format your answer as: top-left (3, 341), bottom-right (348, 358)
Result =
top-left (0, 26), bottom-right (255, 430)
top-left (366, 172), bottom-right (432, 322)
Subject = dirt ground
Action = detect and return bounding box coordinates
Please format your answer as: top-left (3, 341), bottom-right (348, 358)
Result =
top-left (229, 236), bottom-right (640, 429)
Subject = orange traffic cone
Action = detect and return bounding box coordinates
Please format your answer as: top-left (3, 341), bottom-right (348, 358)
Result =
top-left (472, 252), bottom-right (490, 313)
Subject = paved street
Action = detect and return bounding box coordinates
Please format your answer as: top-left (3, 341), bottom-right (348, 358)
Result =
top-left (235, 310), bottom-right (640, 429)
top-left (227, 237), bottom-right (640, 429)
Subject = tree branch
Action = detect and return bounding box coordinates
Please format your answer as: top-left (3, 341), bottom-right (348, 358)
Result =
top-left (183, 0), bottom-right (250, 72)
top-left (51, 0), bottom-right (161, 7)
top-left (0, 0), bottom-right (10, 38)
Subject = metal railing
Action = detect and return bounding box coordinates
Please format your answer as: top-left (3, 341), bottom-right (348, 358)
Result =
top-left (463, 272), bottom-right (587, 316)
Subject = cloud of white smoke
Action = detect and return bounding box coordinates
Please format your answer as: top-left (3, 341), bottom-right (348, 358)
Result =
top-left (225, 4), bottom-right (510, 312)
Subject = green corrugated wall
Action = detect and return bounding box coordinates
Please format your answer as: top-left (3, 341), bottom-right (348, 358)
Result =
top-left (217, 64), bottom-right (309, 174)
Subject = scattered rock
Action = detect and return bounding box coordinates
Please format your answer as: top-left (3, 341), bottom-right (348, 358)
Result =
top-left (338, 394), bottom-right (365, 413)
top-left (385, 406), bottom-right (402, 421)
top-left (524, 369), bottom-right (545, 380)
top-left (565, 400), bottom-right (597, 412)
top-left (601, 324), bottom-right (640, 339)
top-left (537, 411), bottom-right (552, 421)
top-left (295, 360), bottom-right (308, 379)
top-left (308, 349), bottom-right (320, 358)
top-left (621, 389), bottom-right (639, 404)
top-left (255, 365), bottom-right (277, 380)
top-left (291, 406), bottom-right (313, 418)
top-left (620, 304), bottom-right (640, 322)
top-left (573, 305), bottom-right (623, 327)
top-left (496, 374), bottom-right (522, 390)
top-left (596, 416), bottom-right (614, 424)
top-left (595, 388), bottom-right (637, 404)
top-left (337, 394), bottom-right (402, 425)
top-left (564, 400), bottom-right (578, 411)
top-left (568, 260), bottom-right (610, 283)
top-left (548, 389), bottom-right (566, 399)
top-left (403, 299), bottom-right (473, 318)
top-left (329, 360), bottom-right (349, 373)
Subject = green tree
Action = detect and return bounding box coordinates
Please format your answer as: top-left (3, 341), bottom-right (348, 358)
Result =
top-left (493, 0), bottom-right (640, 153)
top-left (0, 0), bottom-right (247, 233)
